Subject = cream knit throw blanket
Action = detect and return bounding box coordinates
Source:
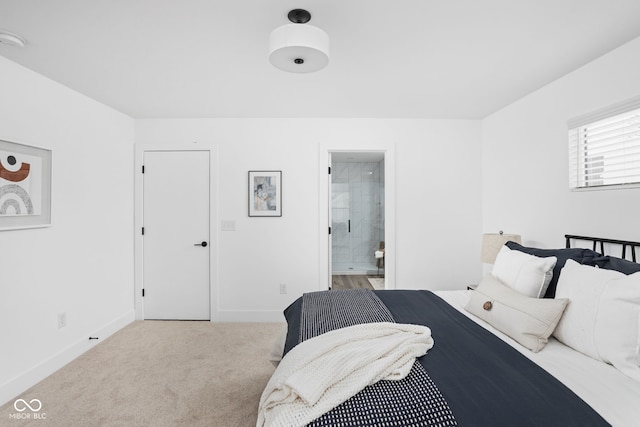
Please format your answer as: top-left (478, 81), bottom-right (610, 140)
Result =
top-left (257, 322), bottom-right (434, 427)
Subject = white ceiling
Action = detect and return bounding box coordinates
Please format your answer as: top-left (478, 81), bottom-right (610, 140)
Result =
top-left (1, 0), bottom-right (640, 119)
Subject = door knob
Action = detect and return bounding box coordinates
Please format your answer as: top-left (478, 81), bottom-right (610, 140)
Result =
top-left (194, 241), bottom-right (208, 247)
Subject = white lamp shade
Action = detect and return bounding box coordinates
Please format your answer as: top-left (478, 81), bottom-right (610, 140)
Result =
top-left (481, 233), bottom-right (522, 263)
top-left (269, 24), bottom-right (329, 73)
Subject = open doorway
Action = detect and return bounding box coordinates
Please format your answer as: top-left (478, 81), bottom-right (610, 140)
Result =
top-left (330, 152), bottom-right (385, 291)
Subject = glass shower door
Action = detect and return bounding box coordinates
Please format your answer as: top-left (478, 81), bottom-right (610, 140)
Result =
top-left (331, 166), bottom-right (351, 273)
top-left (331, 158), bottom-right (384, 275)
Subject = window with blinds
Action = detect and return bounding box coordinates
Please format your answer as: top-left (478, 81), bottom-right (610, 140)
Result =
top-left (568, 99), bottom-right (640, 190)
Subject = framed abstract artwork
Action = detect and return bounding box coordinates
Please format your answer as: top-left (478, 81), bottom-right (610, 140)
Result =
top-left (248, 170), bottom-right (282, 217)
top-left (0, 139), bottom-right (52, 230)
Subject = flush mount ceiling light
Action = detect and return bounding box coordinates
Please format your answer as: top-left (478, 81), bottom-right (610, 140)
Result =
top-left (0, 30), bottom-right (26, 48)
top-left (269, 9), bottom-right (329, 73)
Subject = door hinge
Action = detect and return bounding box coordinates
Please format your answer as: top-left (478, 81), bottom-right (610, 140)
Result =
top-left (142, 165), bottom-right (145, 173)
top-left (328, 166), bottom-right (331, 174)
top-left (141, 227), bottom-right (144, 235)
top-left (328, 226), bottom-right (332, 235)
top-left (142, 289), bottom-right (145, 297)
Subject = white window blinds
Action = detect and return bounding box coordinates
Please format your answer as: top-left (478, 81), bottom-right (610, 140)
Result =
top-left (568, 99), bottom-right (640, 189)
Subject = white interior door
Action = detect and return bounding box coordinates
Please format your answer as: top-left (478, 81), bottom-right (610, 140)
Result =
top-left (143, 150), bottom-right (210, 320)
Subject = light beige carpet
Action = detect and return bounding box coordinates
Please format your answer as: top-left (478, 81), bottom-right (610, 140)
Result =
top-left (1, 321), bottom-right (284, 427)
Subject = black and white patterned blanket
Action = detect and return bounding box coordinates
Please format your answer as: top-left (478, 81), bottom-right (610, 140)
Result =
top-left (299, 289), bottom-right (457, 427)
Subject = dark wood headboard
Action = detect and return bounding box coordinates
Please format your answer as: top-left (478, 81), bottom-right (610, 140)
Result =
top-left (565, 234), bottom-right (640, 262)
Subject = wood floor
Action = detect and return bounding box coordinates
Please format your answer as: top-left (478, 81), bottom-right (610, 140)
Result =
top-left (332, 275), bottom-right (375, 290)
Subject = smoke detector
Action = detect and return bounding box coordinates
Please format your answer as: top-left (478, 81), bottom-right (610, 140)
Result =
top-left (0, 30), bottom-right (26, 48)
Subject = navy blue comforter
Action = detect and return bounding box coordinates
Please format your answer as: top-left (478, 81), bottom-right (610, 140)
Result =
top-left (283, 290), bottom-right (609, 427)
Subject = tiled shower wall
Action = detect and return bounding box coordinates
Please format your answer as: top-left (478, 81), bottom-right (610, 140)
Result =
top-left (331, 160), bottom-right (385, 273)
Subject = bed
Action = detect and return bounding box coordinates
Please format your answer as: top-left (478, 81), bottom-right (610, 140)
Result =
top-left (258, 235), bottom-right (640, 426)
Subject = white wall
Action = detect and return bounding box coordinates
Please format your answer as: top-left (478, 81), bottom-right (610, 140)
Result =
top-left (136, 118), bottom-right (482, 320)
top-left (482, 36), bottom-right (640, 249)
top-left (0, 57), bottom-right (135, 405)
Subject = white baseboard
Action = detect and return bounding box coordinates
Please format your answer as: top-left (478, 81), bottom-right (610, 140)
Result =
top-left (215, 309), bottom-right (285, 323)
top-left (0, 310), bottom-right (134, 407)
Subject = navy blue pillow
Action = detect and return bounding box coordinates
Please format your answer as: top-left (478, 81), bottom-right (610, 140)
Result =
top-left (588, 256), bottom-right (640, 275)
top-left (505, 242), bottom-right (600, 298)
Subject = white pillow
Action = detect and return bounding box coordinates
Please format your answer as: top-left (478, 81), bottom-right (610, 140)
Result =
top-left (554, 259), bottom-right (640, 382)
top-left (464, 274), bottom-right (568, 352)
top-left (491, 245), bottom-right (557, 298)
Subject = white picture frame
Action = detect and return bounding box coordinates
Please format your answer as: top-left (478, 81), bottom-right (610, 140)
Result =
top-left (248, 170), bottom-right (282, 217)
top-left (0, 139), bottom-right (52, 230)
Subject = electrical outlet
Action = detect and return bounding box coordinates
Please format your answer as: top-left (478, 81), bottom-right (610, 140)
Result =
top-left (57, 312), bottom-right (67, 329)
top-left (279, 284), bottom-right (287, 294)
